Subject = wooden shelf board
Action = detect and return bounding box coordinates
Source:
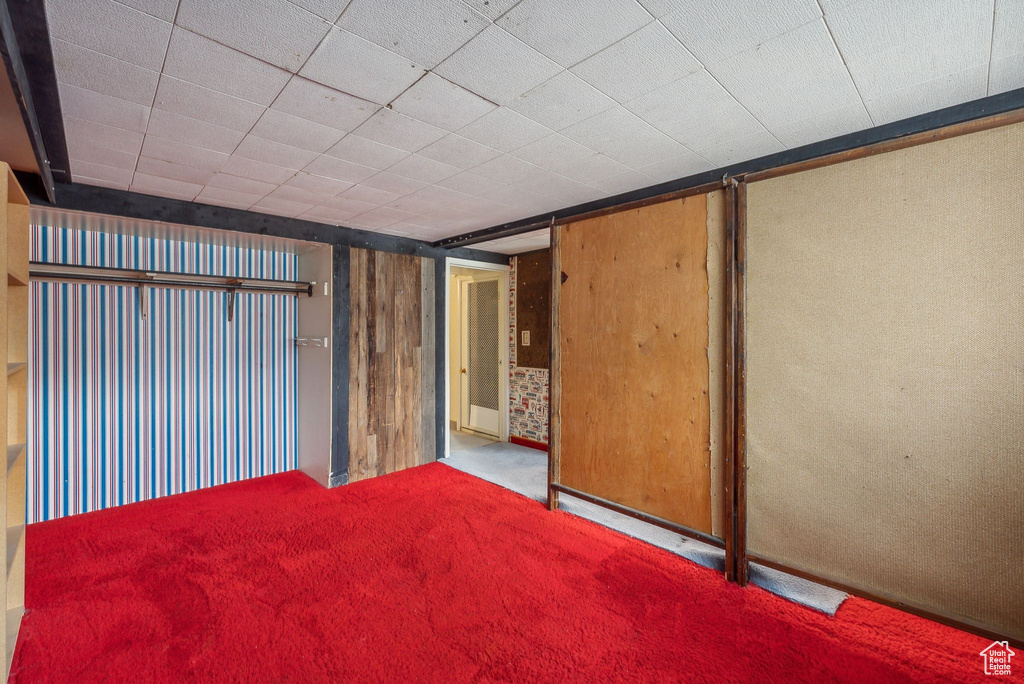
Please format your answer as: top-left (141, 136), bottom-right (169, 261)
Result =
top-left (5, 445), bottom-right (23, 475)
top-left (6, 363), bottom-right (25, 376)
top-left (5, 526), bottom-right (22, 575)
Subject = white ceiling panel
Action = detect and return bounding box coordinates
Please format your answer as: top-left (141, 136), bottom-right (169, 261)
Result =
top-left (571, 21), bottom-right (702, 104)
top-left (52, 40), bottom-right (159, 106)
top-left (434, 25), bottom-right (563, 106)
top-left (324, 135), bottom-right (410, 170)
top-left (455, 107), bottom-right (554, 152)
top-left (46, 0), bottom-right (172, 70)
top-left (390, 73), bottom-right (496, 130)
top-left (153, 76), bottom-right (267, 132)
top-left (508, 71), bottom-right (617, 131)
top-left (337, 0), bottom-right (490, 69)
top-left (163, 28), bottom-right (291, 105)
top-left (300, 27), bottom-right (427, 105)
top-left (146, 109), bottom-right (247, 155)
top-left (272, 77), bottom-right (379, 131)
top-left (176, 0), bottom-right (332, 72)
top-left (498, 0), bottom-right (651, 68)
top-left (660, 0), bottom-right (821, 68)
top-left (58, 83), bottom-right (151, 134)
top-left (47, 0), bottom-right (1021, 246)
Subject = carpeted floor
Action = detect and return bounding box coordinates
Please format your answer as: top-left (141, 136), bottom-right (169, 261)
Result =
top-left (443, 441), bottom-right (848, 614)
top-left (12, 464), bottom-right (986, 682)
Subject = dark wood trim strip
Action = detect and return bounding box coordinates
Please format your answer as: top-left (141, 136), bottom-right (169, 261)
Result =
top-left (734, 182), bottom-right (749, 586)
top-left (743, 108), bottom-right (1024, 183)
top-left (435, 90), bottom-right (1024, 249)
top-left (510, 435), bottom-right (548, 452)
top-left (547, 224), bottom-right (561, 511)
top-left (0, 0), bottom-right (56, 201)
top-left (723, 182), bottom-right (738, 582)
top-left (552, 483), bottom-right (727, 549)
top-left (747, 553), bottom-right (1022, 648)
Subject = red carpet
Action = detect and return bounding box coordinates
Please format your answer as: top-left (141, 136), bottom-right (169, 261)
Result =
top-left (12, 463), bottom-right (988, 682)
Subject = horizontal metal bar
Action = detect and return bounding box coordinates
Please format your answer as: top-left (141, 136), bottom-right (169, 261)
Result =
top-left (29, 262), bottom-right (312, 296)
top-left (551, 483), bottom-right (725, 549)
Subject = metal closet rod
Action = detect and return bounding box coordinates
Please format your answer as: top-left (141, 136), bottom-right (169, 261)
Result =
top-left (28, 261), bottom-right (314, 297)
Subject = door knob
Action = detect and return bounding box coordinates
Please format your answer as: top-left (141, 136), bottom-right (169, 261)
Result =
top-left (460, 368), bottom-right (467, 374)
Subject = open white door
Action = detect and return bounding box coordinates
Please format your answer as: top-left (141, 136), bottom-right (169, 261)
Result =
top-left (459, 275), bottom-right (501, 437)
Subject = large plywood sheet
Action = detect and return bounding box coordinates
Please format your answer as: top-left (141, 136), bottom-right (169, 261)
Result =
top-left (746, 121), bottom-right (1024, 639)
top-left (558, 196), bottom-right (712, 531)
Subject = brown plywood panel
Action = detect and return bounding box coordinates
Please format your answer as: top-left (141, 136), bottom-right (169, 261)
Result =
top-left (746, 121), bottom-right (1024, 640)
top-left (514, 249), bottom-right (551, 369)
top-left (558, 195), bottom-right (712, 531)
top-left (349, 248), bottom-right (434, 482)
top-left (705, 190), bottom-right (727, 537)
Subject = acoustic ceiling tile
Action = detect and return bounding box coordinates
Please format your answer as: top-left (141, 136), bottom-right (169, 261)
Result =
top-left (140, 135), bottom-right (229, 171)
top-left (135, 156), bottom-right (217, 186)
top-left (386, 154), bottom-right (462, 184)
top-left (349, 205), bottom-right (418, 229)
top-left (863, 65), bottom-right (989, 125)
top-left (660, 0), bottom-right (821, 67)
top-left (511, 133), bottom-right (597, 174)
top-left (351, 109), bottom-right (448, 152)
top-left (460, 0), bottom-right (521, 20)
top-left (52, 40), bottom-right (159, 106)
top-left (322, 194), bottom-right (377, 213)
top-left (176, 0), bottom-right (332, 72)
top-left (693, 127), bottom-right (785, 167)
top-left (625, 70), bottom-right (765, 151)
top-left (220, 155), bottom-right (299, 185)
top-left (337, 0), bottom-right (490, 68)
top-left (417, 134), bottom-right (501, 169)
top-left (303, 155), bottom-right (379, 183)
top-left (65, 116), bottom-right (144, 155)
top-left (585, 167), bottom-right (657, 195)
top-left (249, 109), bottom-right (347, 153)
top-left (288, 0), bottom-right (352, 21)
top-left (130, 172), bottom-right (202, 200)
top-left (508, 71), bottom-right (617, 131)
top-left (57, 83), bottom-right (151, 133)
top-left (472, 154), bottom-right (541, 184)
top-left (404, 184), bottom-right (474, 206)
top-left (560, 106), bottom-right (691, 169)
top-left (338, 184), bottom-right (403, 206)
top-left (284, 172), bottom-right (354, 197)
top-left (825, 0), bottom-right (992, 100)
top-left (67, 159), bottom-right (135, 187)
top-left (455, 107), bottom-right (554, 153)
top-left (162, 28), bottom-right (291, 106)
top-left (300, 204), bottom-right (361, 223)
top-left (66, 139), bottom-right (139, 171)
top-left (251, 195), bottom-right (316, 217)
top-left (146, 109), bottom-right (247, 155)
top-left (234, 135), bottom-right (319, 170)
top-left (46, 0), bottom-right (172, 70)
top-left (195, 185), bottom-right (264, 208)
top-left (390, 73), bottom-right (497, 131)
top-left (633, 150), bottom-right (712, 183)
top-left (115, 0), bottom-right (178, 22)
top-left (271, 77), bottom-right (379, 132)
top-left (433, 25), bottom-right (563, 106)
top-left (154, 76), bottom-right (267, 132)
top-left (324, 135), bottom-right (410, 170)
top-left (300, 27), bottom-right (427, 105)
top-left (571, 21), bottom-right (702, 104)
top-left (360, 172), bottom-right (430, 196)
top-left (435, 171), bottom-right (495, 196)
top-left (265, 185), bottom-right (333, 205)
top-left (769, 102), bottom-right (873, 148)
top-left (206, 172), bottom-right (278, 196)
top-left (386, 193), bottom-right (447, 214)
top-left (497, 0), bottom-right (652, 68)
top-left (992, 0), bottom-right (1023, 62)
top-left (707, 20), bottom-right (861, 130)
top-left (989, 53), bottom-right (1024, 96)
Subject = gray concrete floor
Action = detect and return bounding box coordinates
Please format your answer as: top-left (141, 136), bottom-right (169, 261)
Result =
top-left (441, 440), bottom-right (847, 615)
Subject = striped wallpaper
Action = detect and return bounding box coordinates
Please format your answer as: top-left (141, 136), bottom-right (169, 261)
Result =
top-left (27, 225), bottom-right (299, 523)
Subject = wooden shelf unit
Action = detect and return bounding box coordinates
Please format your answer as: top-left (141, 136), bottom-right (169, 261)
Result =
top-left (1, 163), bottom-right (28, 677)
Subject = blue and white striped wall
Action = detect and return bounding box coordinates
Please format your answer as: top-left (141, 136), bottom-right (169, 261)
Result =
top-left (27, 224), bottom-right (299, 523)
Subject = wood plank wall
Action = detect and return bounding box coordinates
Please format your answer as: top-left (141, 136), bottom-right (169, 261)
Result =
top-left (348, 248), bottom-right (436, 482)
top-left (553, 196), bottom-right (713, 532)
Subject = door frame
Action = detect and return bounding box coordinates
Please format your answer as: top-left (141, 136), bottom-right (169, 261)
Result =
top-left (444, 257), bottom-right (511, 458)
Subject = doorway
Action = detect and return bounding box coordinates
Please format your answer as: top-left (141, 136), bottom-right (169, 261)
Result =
top-left (445, 259), bottom-right (510, 457)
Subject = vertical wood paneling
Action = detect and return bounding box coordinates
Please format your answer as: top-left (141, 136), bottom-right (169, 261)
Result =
top-left (27, 225), bottom-right (299, 523)
top-left (348, 248), bottom-right (435, 481)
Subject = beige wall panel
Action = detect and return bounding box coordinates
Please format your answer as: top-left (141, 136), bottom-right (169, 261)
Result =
top-left (746, 122), bottom-right (1024, 639)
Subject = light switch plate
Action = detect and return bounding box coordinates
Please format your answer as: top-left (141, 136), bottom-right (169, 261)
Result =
top-left (522, 330), bottom-right (530, 346)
